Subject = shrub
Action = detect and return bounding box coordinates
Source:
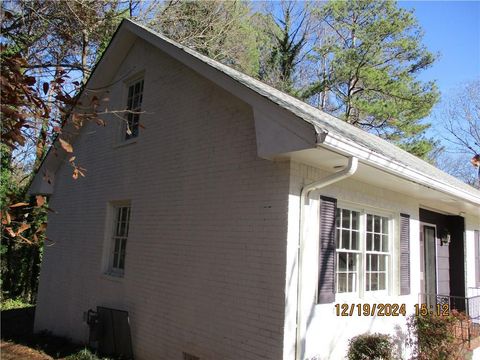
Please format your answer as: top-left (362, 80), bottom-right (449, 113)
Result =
top-left (406, 310), bottom-right (469, 360)
top-left (347, 333), bottom-right (393, 360)
top-left (65, 348), bottom-right (111, 360)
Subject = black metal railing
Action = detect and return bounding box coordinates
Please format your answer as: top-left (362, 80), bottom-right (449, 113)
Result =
top-left (418, 293), bottom-right (480, 346)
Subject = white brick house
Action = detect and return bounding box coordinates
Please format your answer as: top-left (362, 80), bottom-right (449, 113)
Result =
top-left (29, 20), bottom-right (480, 360)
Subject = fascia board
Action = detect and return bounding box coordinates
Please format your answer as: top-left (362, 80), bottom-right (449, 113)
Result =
top-left (319, 130), bottom-right (480, 207)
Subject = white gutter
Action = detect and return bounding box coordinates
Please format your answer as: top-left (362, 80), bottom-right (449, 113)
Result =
top-left (316, 129), bottom-right (480, 207)
top-left (295, 156), bottom-right (358, 360)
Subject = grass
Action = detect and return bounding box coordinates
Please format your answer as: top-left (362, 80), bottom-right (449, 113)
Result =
top-left (1, 298), bottom-right (34, 311)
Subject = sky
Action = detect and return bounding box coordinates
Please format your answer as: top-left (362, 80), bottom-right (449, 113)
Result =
top-left (398, 1), bottom-right (480, 137)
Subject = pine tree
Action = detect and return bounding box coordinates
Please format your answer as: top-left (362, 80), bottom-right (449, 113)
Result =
top-left (303, 0), bottom-right (439, 158)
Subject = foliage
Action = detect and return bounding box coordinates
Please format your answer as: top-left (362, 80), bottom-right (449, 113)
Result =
top-left (303, 0), bottom-right (439, 159)
top-left (1, 142), bottom-right (47, 302)
top-left (255, 1), bottom-right (311, 94)
top-left (0, 297), bottom-right (34, 310)
top-left (406, 311), bottom-right (469, 360)
top-left (347, 333), bottom-right (393, 360)
top-left (65, 348), bottom-right (111, 360)
top-left (151, 0), bottom-right (261, 77)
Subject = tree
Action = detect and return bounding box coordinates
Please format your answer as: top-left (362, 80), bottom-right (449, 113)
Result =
top-left (255, 1), bottom-right (311, 94)
top-left (0, 0), bottom-right (140, 302)
top-left (302, 0), bottom-right (439, 159)
top-left (438, 80), bottom-right (480, 187)
top-left (151, 1), bottom-right (260, 77)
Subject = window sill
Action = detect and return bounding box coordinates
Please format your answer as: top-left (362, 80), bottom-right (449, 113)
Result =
top-left (101, 272), bottom-right (125, 282)
top-left (113, 138), bottom-right (137, 149)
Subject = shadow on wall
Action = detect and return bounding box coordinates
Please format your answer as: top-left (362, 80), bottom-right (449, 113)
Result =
top-left (1, 307), bottom-right (83, 358)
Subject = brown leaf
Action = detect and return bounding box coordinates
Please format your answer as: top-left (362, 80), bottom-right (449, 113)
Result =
top-left (35, 223), bottom-right (47, 234)
top-left (36, 195), bottom-right (45, 207)
top-left (9, 202), bottom-right (29, 208)
top-left (59, 138), bottom-right (73, 153)
top-left (5, 227), bottom-right (16, 237)
top-left (43, 82), bottom-right (49, 95)
top-left (72, 169), bottom-right (79, 180)
top-left (69, 156), bottom-right (76, 163)
top-left (17, 223), bottom-right (31, 235)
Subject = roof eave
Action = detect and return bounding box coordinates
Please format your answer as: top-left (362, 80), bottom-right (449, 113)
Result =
top-left (316, 129), bottom-right (480, 207)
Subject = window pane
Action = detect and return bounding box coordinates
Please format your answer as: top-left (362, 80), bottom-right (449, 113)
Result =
top-left (367, 214), bottom-right (373, 232)
top-left (374, 234), bottom-right (381, 251)
top-left (351, 231), bottom-right (359, 250)
top-left (352, 211), bottom-right (359, 230)
top-left (348, 253), bottom-right (357, 271)
top-left (119, 251), bottom-right (125, 270)
top-left (338, 273), bottom-right (347, 293)
top-left (382, 235), bottom-right (388, 252)
top-left (382, 217), bottom-right (388, 234)
top-left (115, 208), bottom-right (122, 236)
top-left (370, 254), bottom-right (378, 271)
top-left (338, 253), bottom-right (347, 271)
top-left (336, 229), bottom-right (340, 248)
top-left (348, 273), bottom-right (357, 292)
top-left (379, 255), bottom-right (387, 271)
top-left (121, 207), bottom-right (128, 222)
top-left (369, 273), bottom-right (378, 291)
top-left (336, 208), bottom-right (341, 228)
top-left (114, 237), bottom-right (120, 253)
top-left (374, 216), bottom-right (380, 233)
top-left (342, 209), bottom-right (350, 228)
top-left (119, 221), bottom-right (126, 237)
top-left (341, 230), bottom-right (350, 249)
top-left (378, 273), bottom-right (386, 290)
top-left (366, 233), bottom-right (373, 251)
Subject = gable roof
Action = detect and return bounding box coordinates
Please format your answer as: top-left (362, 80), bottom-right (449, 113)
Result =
top-left (125, 20), bottom-right (480, 206)
top-left (30, 19), bottom-right (480, 208)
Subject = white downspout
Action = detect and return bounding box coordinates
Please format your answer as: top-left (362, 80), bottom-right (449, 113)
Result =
top-left (295, 156), bottom-right (358, 360)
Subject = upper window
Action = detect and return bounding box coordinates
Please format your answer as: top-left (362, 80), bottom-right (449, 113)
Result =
top-left (109, 205), bottom-right (131, 275)
top-left (336, 207), bottom-right (391, 295)
top-left (125, 79), bottom-right (144, 140)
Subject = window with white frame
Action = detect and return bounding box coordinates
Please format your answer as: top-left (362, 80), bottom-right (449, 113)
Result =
top-left (125, 79), bottom-right (144, 140)
top-left (109, 205), bottom-right (131, 274)
top-left (335, 207), bottom-right (391, 294)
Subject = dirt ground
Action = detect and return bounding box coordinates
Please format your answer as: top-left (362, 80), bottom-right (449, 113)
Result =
top-left (1, 307), bottom-right (83, 359)
top-left (1, 340), bottom-right (53, 360)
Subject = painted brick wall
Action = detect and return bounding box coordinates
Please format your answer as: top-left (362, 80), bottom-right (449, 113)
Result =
top-left (34, 38), bottom-right (291, 360)
top-left (287, 162), bottom-right (421, 360)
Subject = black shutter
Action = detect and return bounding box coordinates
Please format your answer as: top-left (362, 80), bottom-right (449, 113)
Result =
top-left (475, 230), bottom-right (480, 287)
top-left (400, 213), bottom-right (411, 295)
top-left (318, 196), bottom-right (337, 304)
